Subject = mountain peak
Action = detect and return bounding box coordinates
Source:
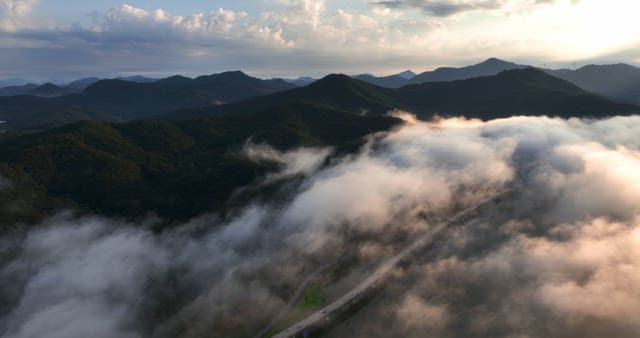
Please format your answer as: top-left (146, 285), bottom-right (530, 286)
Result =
top-left (158, 75), bottom-right (192, 85)
top-left (396, 70), bottom-right (416, 79)
top-left (479, 57), bottom-right (513, 66)
top-left (36, 82), bottom-right (60, 90)
top-left (409, 58), bottom-right (524, 84)
top-left (309, 73), bottom-right (369, 91)
top-left (193, 70), bottom-right (255, 84)
top-left (217, 70), bottom-right (251, 78)
top-left (316, 73), bottom-right (353, 84)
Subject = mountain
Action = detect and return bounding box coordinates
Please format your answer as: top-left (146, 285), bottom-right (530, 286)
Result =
top-left (3, 67), bottom-right (631, 132)
top-left (409, 58), bottom-right (526, 84)
top-left (0, 105), bottom-right (399, 222)
top-left (0, 83), bottom-right (38, 96)
top-left (353, 58), bottom-right (524, 88)
top-left (165, 73), bottom-right (399, 120)
top-left (354, 70), bottom-right (417, 88)
top-left (28, 83), bottom-right (79, 97)
top-left (283, 76), bottom-right (316, 87)
top-left (75, 71), bottom-right (295, 116)
top-left (0, 71), bottom-right (296, 131)
top-left (353, 72), bottom-right (412, 89)
top-left (0, 78), bottom-right (33, 87)
top-left (397, 70), bottom-right (417, 79)
top-left (0, 67), bottom-right (637, 224)
top-left (66, 77), bottom-right (101, 90)
top-left (116, 75), bottom-right (157, 83)
top-left (548, 64), bottom-right (640, 104)
top-left (66, 76), bottom-right (157, 90)
top-left (398, 67), bottom-right (638, 119)
top-left (168, 68), bottom-right (637, 122)
top-left (0, 83), bottom-right (78, 98)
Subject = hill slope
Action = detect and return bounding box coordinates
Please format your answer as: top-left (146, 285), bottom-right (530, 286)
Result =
top-left (0, 104), bottom-right (399, 222)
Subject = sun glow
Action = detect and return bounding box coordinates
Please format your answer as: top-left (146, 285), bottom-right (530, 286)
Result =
top-left (534, 0), bottom-right (640, 61)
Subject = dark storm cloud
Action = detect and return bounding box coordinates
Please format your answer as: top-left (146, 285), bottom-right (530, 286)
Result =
top-left (370, 0), bottom-right (505, 16)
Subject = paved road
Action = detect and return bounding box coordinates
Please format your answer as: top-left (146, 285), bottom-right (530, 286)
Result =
top-left (256, 263), bottom-right (333, 338)
top-left (271, 190), bottom-right (510, 338)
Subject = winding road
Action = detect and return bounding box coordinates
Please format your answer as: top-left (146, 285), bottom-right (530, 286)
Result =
top-left (270, 190), bottom-right (510, 338)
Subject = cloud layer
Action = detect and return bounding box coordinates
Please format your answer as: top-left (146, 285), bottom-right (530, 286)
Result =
top-left (3, 115), bottom-right (640, 337)
top-left (0, 0), bottom-right (639, 79)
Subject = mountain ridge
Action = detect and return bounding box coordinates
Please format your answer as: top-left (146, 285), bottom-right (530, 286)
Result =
top-left (0, 71), bottom-right (296, 131)
top-left (166, 67), bottom-right (638, 122)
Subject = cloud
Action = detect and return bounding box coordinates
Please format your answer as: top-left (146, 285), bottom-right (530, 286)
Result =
top-left (321, 115), bottom-right (640, 338)
top-left (370, 0), bottom-right (506, 16)
top-left (0, 0), bottom-right (38, 31)
top-left (242, 142), bottom-right (333, 182)
top-left (0, 215), bottom-right (168, 338)
top-left (5, 115), bottom-right (640, 337)
top-left (368, 215), bottom-right (640, 338)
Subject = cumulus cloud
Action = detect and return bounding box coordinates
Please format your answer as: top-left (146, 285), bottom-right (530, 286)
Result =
top-left (0, 0), bottom-right (37, 31)
top-left (4, 0), bottom-right (634, 79)
top-left (5, 115), bottom-right (640, 337)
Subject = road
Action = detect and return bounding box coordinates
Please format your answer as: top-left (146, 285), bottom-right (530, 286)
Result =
top-left (271, 190), bottom-right (510, 338)
top-left (256, 263), bottom-right (333, 338)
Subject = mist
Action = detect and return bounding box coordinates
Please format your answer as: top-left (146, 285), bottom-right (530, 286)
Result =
top-left (3, 114), bottom-right (640, 337)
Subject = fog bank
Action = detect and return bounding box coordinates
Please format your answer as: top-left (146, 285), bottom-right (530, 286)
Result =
top-left (4, 115), bottom-right (640, 337)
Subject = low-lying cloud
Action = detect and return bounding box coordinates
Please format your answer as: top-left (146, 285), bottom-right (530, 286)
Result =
top-left (3, 114), bottom-right (640, 337)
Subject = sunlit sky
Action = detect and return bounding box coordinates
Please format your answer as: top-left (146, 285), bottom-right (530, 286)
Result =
top-left (1, 0), bottom-right (639, 80)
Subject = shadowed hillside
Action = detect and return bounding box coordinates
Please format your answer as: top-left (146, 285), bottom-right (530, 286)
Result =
top-left (0, 104), bottom-right (399, 223)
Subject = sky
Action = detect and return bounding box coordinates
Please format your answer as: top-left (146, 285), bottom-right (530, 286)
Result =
top-left (0, 0), bottom-right (639, 81)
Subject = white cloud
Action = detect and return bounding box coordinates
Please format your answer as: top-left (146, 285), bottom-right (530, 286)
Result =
top-left (243, 143), bottom-right (333, 182)
top-left (0, 0), bottom-right (38, 31)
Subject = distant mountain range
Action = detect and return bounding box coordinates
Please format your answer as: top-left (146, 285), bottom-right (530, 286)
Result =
top-left (2, 57), bottom-right (639, 104)
top-left (411, 58), bottom-right (525, 84)
top-left (354, 70), bottom-right (417, 89)
top-left (283, 76), bottom-right (316, 87)
top-left (351, 58), bottom-right (524, 88)
top-left (0, 71), bottom-right (295, 130)
top-left (350, 58), bottom-right (640, 105)
top-left (0, 58), bottom-right (639, 133)
top-left (0, 82), bottom-right (81, 97)
top-left (167, 67), bottom-right (637, 122)
top-left (0, 78), bottom-right (32, 87)
top-left (0, 75), bottom-right (158, 97)
top-left (398, 67), bottom-right (636, 119)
